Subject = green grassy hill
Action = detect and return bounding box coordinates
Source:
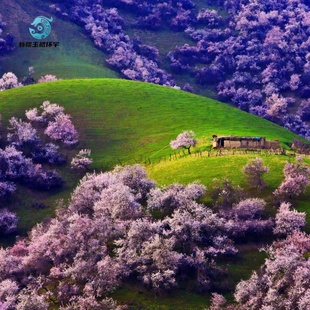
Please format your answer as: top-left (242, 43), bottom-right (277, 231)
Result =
top-left (0, 79), bottom-right (300, 166)
top-left (0, 78), bottom-right (304, 238)
top-left (0, 78), bottom-right (309, 309)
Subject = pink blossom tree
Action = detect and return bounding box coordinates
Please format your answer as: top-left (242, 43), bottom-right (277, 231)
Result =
top-left (45, 113), bottom-right (79, 146)
top-left (0, 279), bottom-right (19, 309)
top-left (147, 182), bottom-right (206, 216)
top-left (25, 108), bottom-right (44, 123)
top-left (265, 94), bottom-right (288, 122)
top-left (26, 101), bottom-right (65, 123)
top-left (7, 117), bottom-right (39, 146)
top-left (37, 74), bottom-right (58, 83)
top-left (274, 156), bottom-right (310, 199)
top-left (273, 202), bottom-right (306, 236)
top-left (170, 130), bottom-right (196, 154)
top-left (0, 72), bottom-right (21, 91)
top-left (208, 293), bottom-right (227, 310)
top-left (41, 100), bottom-right (65, 120)
top-left (71, 149), bottom-right (93, 171)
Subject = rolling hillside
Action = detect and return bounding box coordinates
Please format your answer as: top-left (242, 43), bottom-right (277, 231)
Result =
top-left (0, 79), bottom-right (300, 167)
top-left (0, 78), bottom-right (304, 238)
top-left (0, 79), bottom-right (309, 309)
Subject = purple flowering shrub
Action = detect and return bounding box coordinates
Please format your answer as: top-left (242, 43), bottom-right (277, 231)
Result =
top-left (0, 100), bottom-right (82, 197)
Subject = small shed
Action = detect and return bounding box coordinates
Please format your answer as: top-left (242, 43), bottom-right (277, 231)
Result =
top-left (212, 135), bottom-right (280, 149)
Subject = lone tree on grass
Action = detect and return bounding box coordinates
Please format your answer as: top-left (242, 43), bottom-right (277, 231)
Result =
top-left (242, 157), bottom-right (269, 190)
top-left (170, 130), bottom-right (196, 154)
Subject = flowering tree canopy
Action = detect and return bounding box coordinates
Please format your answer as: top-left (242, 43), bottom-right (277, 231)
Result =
top-left (0, 72), bottom-right (20, 91)
top-left (273, 202), bottom-right (306, 236)
top-left (0, 160), bottom-right (279, 307)
top-left (274, 156), bottom-right (310, 199)
top-left (233, 232), bottom-right (310, 310)
top-left (71, 149), bottom-right (93, 171)
top-left (170, 130), bottom-right (196, 154)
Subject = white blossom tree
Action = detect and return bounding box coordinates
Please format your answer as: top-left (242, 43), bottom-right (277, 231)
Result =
top-left (273, 202), bottom-right (306, 236)
top-left (274, 156), bottom-right (310, 199)
top-left (45, 113), bottom-right (79, 145)
top-left (71, 149), bottom-right (93, 171)
top-left (0, 72), bottom-right (21, 91)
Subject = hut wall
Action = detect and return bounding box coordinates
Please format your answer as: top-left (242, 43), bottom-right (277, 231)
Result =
top-left (213, 136), bottom-right (277, 149)
top-left (260, 138), bottom-right (266, 147)
top-left (240, 140), bottom-right (249, 148)
top-left (265, 140), bottom-right (280, 149)
top-left (224, 140), bottom-right (241, 148)
top-left (270, 140), bottom-right (280, 149)
top-left (247, 141), bottom-right (255, 148)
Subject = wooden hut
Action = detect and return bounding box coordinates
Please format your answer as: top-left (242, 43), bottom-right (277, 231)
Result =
top-left (212, 135), bottom-right (280, 149)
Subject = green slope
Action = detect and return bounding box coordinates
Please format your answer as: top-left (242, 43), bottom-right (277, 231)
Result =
top-left (0, 79), bottom-right (300, 169)
top-left (0, 78), bottom-right (303, 238)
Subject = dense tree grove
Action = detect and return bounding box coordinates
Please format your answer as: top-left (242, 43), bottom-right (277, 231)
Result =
top-left (48, 0), bottom-right (310, 139)
top-left (168, 0), bottom-right (310, 138)
top-left (0, 164), bottom-right (278, 307)
top-left (233, 231), bottom-right (310, 310)
top-left (207, 233), bottom-right (310, 310)
top-left (0, 100), bottom-right (82, 237)
top-left (67, 3), bottom-right (176, 86)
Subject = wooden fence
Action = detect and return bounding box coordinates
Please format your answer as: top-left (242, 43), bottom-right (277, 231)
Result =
top-left (117, 147), bottom-right (292, 166)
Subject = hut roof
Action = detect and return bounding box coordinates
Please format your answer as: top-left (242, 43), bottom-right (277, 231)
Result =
top-left (217, 136), bottom-right (265, 141)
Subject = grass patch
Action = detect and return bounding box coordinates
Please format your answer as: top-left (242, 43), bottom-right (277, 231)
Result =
top-left (147, 153), bottom-right (288, 190)
top-left (111, 282), bottom-right (211, 310)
